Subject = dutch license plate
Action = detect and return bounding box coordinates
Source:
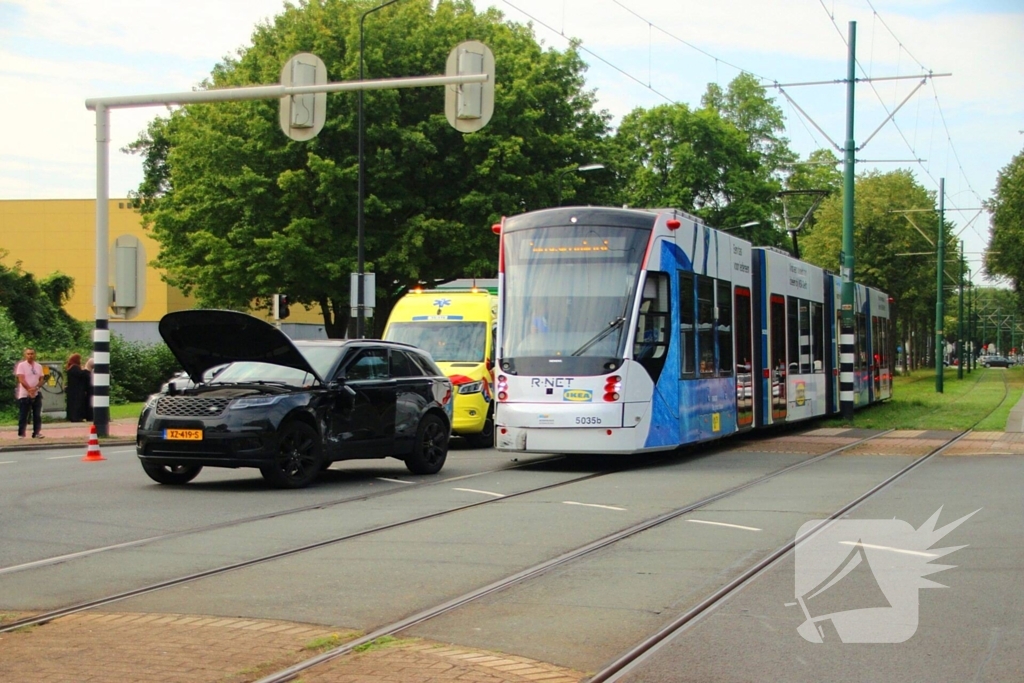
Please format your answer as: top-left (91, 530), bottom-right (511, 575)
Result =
top-left (163, 429), bottom-right (202, 441)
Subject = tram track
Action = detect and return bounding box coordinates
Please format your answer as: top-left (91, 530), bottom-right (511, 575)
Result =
top-left (0, 454), bottom-right (568, 577)
top-left (225, 429), bottom-right (900, 683)
top-left (0, 428), bottom-right (888, 641)
top-left (587, 377), bottom-right (1011, 683)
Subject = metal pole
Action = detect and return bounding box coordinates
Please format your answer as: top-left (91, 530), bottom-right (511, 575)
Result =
top-left (935, 178), bottom-right (944, 392)
top-left (840, 21), bottom-right (857, 420)
top-left (92, 104), bottom-right (111, 436)
top-left (358, 0), bottom-right (403, 338)
top-left (957, 239), bottom-right (964, 379)
top-left (967, 270), bottom-right (972, 374)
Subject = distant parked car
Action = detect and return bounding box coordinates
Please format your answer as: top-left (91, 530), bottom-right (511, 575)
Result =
top-left (982, 356), bottom-right (1015, 368)
top-left (137, 310), bottom-right (454, 488)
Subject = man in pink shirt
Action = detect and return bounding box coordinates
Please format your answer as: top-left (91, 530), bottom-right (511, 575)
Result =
top-left (15, 348), bottom-right (45, 439)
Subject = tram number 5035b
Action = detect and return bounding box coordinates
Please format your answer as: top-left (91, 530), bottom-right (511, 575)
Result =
top-left (576, 416), bottom-right (603, 425)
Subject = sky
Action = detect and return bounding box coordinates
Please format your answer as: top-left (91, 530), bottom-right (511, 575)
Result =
top-left (1, 0), bottom-right (1021, 282)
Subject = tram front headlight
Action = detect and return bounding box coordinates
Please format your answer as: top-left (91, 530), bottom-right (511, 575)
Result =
top-left (497, 375), bottom-right (509, 401)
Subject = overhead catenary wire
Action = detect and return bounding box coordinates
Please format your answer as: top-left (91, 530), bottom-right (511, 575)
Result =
top-left (501, 0), bottom-right (990, 255)
top-left (815, 0), bottom-right (988, 245)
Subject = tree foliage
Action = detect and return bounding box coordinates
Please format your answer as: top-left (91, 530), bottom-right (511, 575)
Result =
top-left (609, 75), bottom-right (795, 247)
top-left (0, 250), bottom-right (85, 350)
top-left (800, 169), bottom-right (962, 343)
top-left (985, 146), bottom-right (1024, 297)
top-left (127, 0), bottom-right (609, 336)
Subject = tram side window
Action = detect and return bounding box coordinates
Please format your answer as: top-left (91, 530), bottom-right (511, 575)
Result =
top-left (811, 301), bottom-right (824, 373)
top-left (872, 316), bottom-right (880, 367)
top-left (735, 287), bottom-right (752, 375)
top-left (679, 273), bottom-right (696, 377)
top-left (698, 276), bottom-right (715, 376)
top-left (787, 296), bottom-right (799, 374)
top-left (634, 273), bottom-right (670, 375)
top-left (717, 280), bottom-right (733, 376)
top-left (855, 312), bottom-right (867, 370)
top-left (799, 300), bottom-right (811, 374)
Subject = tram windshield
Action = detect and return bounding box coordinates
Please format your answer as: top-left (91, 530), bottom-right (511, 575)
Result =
top-left (501, 224), bottom-right (648, 359)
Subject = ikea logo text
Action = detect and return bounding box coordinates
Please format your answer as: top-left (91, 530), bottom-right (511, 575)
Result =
top-left (563, 389), bottom-right (593, 402)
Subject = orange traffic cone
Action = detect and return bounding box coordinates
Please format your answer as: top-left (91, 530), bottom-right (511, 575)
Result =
top-left (82, 424), bottom-right (106, 462)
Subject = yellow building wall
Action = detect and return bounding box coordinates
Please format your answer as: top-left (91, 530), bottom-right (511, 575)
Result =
top-left (0, 199), bottom-right (322, 325)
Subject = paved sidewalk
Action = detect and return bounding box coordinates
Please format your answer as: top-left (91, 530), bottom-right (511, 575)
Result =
top-left (0, 611), bottom-right (586, 683)
top-left (0, 417), bottom-right (137, 451)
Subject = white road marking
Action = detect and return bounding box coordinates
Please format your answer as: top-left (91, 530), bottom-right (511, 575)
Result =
top-left (0, 460), bottom-right (15, 465)
top-left (377, 477), bottom-right (415, 485)
top-left (47, 454), bottom-right (80, 460)
top-left (687, 519), bottom-right (762, 532)
top-left (840, 541), bottom-right (937, 557)
top-left (454, 487), bottom-right (505, 498)
top-left (563, 501), bottom-right (626, 511)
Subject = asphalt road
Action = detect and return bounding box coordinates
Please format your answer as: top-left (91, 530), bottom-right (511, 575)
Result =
top-left (2, 433), bottom-right (1020, 683)
top-left (608, 451), bottom-right (1024, 683)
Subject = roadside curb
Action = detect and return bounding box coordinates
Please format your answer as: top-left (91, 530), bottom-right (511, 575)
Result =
top-left (0, 439), bottom-right (135, 453)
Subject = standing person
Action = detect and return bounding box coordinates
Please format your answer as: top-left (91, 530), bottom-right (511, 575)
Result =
top-left (15, 348), bottom-right (45, 439)
top-left (64, 353), bottom-right (91, 423)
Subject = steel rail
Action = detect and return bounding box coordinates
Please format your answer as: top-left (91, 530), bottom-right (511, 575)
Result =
top-left (251, 430), bottom-right (896, 683)
top-left (590, 375), bottom-right (1009, 682)
top-left (0, 454), bottom-right (568, 577)
top-left (0, 463), bottom-right (611, 634)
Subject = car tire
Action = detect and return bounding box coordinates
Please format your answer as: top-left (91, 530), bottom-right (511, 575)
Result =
top-left (465, 416), bottom-right (494, 449)
top-left (260, 421), bottom-right (323, 489)
top-left (141, 462), bottom-right (203, 485)
top-left (406, 413), bottom-right (449, 475)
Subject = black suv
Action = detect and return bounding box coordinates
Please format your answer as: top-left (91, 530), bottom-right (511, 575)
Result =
top-left (137, 310), bottom-right (453, 488)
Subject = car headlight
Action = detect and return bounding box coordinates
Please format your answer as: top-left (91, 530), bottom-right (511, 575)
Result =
top-left (145, 393), bottom-right (162, 409)
top-left (230, 395), bottom-right (286, 409)
top-left (457, 380), bottom-right (484, 394)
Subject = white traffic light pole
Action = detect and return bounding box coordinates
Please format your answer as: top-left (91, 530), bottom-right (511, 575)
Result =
top-left (86, 49), bottom-right (492, 436)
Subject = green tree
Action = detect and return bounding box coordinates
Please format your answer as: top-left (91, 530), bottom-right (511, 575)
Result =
top-left (781, 148), bottom-right (842, 254)
top-left (127, 0), bottom-right (608, 337)
top-left (610, 102), bottom-right (781, 245)
top-left (800, 169), bottom-right (956, 364)
top-left (0, 307), bottom-right (27, 414)
top-left (0, 251), bottom-right (85, 350)
top-left (985, 147), bottom-right (1024, 299)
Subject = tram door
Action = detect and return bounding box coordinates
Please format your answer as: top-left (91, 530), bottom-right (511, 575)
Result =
top-left (770, 295), bottom-right (787, 420)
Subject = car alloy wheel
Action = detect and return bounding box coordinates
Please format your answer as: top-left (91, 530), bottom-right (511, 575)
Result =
top-left (261, 421), bottom-right (323, 489)
top-left (406, 414), bottom-right (449, 475)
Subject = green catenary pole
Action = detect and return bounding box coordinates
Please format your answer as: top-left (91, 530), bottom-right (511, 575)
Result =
top-left (935, 178), bottom-right (944, 392)
top-left (840, 21), bottom-right (857, 419)
top-left (958, 239), bottom-right (964, 379)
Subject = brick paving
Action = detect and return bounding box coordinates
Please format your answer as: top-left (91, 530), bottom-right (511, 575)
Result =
top-left (0, 612), bottom-right (585, 683)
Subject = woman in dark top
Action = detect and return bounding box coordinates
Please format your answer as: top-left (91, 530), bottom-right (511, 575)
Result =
top-left (65, 353), bottom-right (92, 423)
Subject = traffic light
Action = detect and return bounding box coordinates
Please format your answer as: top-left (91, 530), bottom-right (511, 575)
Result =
top-left (273, 293), bottom-right (291, 320)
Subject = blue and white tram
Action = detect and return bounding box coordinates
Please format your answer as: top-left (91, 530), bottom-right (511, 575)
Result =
top-left (752, 247), bottom-right (830, 427)
top-left (492, 207), bottom-right (889, 456)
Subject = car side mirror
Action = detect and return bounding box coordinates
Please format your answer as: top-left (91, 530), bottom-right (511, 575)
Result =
top-left (329, 379), bottom-right (357, 397)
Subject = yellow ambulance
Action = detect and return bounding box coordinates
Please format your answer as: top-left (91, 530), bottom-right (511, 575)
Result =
top-left (383, 280), bottom-right (497, 447)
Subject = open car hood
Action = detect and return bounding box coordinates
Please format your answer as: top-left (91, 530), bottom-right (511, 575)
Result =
top-left (159, 310), bottom-right (322, 384)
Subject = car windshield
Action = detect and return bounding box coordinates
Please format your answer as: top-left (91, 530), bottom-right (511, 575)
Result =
top-left (384, 322), bottom-right (486, 362)
top-left (209, 345), bottom-right (345, 386)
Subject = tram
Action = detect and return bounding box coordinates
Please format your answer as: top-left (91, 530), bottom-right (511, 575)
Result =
top-left (492, 207), bottom-right (891, 455)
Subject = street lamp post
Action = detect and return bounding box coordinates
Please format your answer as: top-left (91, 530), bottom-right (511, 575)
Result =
top-left (357, 0), bottom-right (403, 338)
top-left (556, 163), bottom-right (604, 206)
